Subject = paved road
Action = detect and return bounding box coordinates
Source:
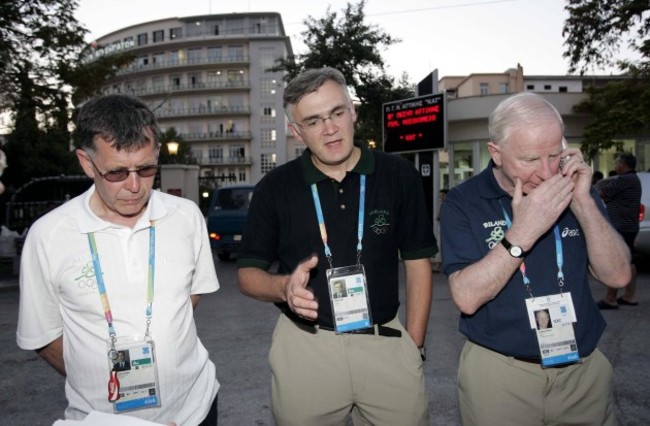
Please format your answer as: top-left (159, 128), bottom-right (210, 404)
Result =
top-left (1, 258), bottom-right (649, 425)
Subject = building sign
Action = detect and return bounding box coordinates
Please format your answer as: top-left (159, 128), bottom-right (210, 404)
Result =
top-left (82, 39), bottom-right (135, 64)
top-left (382, 93), bottom-right (446, 153)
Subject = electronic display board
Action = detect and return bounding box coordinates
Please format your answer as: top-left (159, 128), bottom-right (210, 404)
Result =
top-left (382, 93), bottom-right (446, 153)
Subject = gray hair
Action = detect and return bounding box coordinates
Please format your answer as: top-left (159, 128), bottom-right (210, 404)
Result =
top-left (283, 67), bottom-right (351, 122)
top-left (489, 93), bottom-right (564, 145)
top-left (73, 95), bottom-right (161, 153)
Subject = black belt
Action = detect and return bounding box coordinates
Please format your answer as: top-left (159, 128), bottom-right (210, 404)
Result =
top-left (513, 357), bottom-right (574, 369)
top-left (289, 316), bottom-right (402, 338)
top-left (319, 324), bottom-right (402, 338)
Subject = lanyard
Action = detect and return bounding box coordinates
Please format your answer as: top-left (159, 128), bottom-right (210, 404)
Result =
top-left (88, 222), bottom-right (157, 352)
top-left (501, 207), bottom-right (564, 298)
top-left (311, 175), bottom-right (366, 269)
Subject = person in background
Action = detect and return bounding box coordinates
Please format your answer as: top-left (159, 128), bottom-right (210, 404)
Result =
top-left (16, 95), bottom-right (220, 425)
top-left (237, 67), bottom-right (437, 425)
top-left (597, 152), bottom-right (642, 309)
top-left (441, 92), bottom-right (630, 426)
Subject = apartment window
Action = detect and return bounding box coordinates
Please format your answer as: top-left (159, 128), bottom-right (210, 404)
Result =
top-left (228, 45), bottom-right (244, 61)
top-left (137, 33), bottom-right (148, 46)
top-left (238, 169), bottom-right (246, 182)
top-left (259, 47), bottom-right (276, 69)
top-left (526, 84), bottom-right (535, 90)
top-left (152, 53), bottom-right (164, 65)
top-left (152, 76), bottom-right (164, 90)
top-left (137, 56), bottom-right (148, 66)
top-left (260, 153), bottom-right (277, 174)
top-left (208, 47), bottom-right (222, 61)
top-left (170, 27), bottom-right (182, 40)
top-left (189, 74), bottom-right (202, 88)
top-left (213, 25), bottom-right (220, 35)
top-left (188, 48), bottom-right (202, 64)
top-left (262, 106), bottom-right (276, 118)
top-left (171, 76), bottom-right (181, 89)
top-left (559, 86), bottom-right (568, 93)
top-left (544, 85), bottom-right (552, 90)
top-left (260, 129), bottom-right (276, 149)
top-left (170, 50), bottom-right (179, 65)
top-left (209, 146), bottom-right (224, 159)
top-left (499, 83), bottom-right (508, 94)
top-left (230, 145), bottom-right (245, 159)
top-left (479, 83), bottom-right (489, 96)
top-left (123, 36), bottom-right (133, 44)
top-left (153, 30), bottom-right (164, 43)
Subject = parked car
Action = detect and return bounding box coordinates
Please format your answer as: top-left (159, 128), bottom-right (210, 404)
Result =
top-left (206, 184), bottom-right (255, 261)
top-left (635, 172), bottom-right (650, 256)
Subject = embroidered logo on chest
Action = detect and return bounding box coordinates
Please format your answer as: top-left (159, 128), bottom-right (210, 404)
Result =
top-left (369, 209), bottom-right (390, 235)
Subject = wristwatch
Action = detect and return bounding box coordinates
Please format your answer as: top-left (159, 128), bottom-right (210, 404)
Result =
top-left (418, 346), bottom-right (427, 362)
top-left (501, 237), bottom-right (526, 258)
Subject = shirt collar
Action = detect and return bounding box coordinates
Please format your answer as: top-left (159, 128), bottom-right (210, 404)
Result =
top-left (76, 186), bottom-right (168, 233)
top-left (300, 141), bottom-right (376, 185)
top-left (478, 160), bottom-right (511, 200)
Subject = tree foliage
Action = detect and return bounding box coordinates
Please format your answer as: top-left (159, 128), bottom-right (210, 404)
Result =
top-left (270, 0), bottom-right (415, 145)
top-left (0, 0), bottom-right (132, 193)
top-left (563, 1), bottom-right (650, 160)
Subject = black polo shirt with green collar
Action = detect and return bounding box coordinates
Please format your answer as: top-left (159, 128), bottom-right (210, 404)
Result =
top-left (237, 142), bottom-right (437, 329)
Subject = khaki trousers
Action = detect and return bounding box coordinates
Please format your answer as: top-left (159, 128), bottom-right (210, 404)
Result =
top-left (458, 341), bottom-right (617, 426)
top-left (269, 314), bottom-right (428, 426)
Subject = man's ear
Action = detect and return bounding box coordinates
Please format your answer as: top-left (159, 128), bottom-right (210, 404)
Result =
top-left (76, 149), bottom-right (96, 179)
top-left (288, 124), bottom-right (304, 143)
top-left (487, 141), bottom-right (502, 166)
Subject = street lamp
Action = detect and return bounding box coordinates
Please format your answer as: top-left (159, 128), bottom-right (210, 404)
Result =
top-left (166, 141), bottom-right (179, 163)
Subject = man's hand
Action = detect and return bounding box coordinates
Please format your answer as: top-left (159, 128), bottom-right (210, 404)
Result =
top-left (559, 147), bottom-right (592, 202)
top-left (509, 174), bottom-right (574, 249)
top-left (285, 255), bottom-right (319, 320)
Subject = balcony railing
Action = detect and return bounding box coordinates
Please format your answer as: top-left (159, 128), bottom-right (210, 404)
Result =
top-left (117, 55), bottom-right (250, 76)
top-left (124, 80), bottom-right (249, 97)
top-left (179, 131), bottom-right (251, 141)
top-left (155, 105), bottom-right (250, 118)
top-left (196, 156), bottom-right (253, 166)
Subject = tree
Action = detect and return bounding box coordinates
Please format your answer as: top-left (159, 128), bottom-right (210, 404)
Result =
top-left (0, 0), bottom-right (132, 190)
top-left (270, 0), bottom-right (414, 146)
top-left (563, 0), bottom-right (650, 160)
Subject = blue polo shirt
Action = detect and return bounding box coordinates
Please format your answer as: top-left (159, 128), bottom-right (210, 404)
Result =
top-left (238, 143), bottom-right (437, 329)
top-left (441, 161), bottom-right (607, 358)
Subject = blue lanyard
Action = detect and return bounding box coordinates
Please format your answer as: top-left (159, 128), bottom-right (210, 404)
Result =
top-left (501, 207), bottom-right (565, 297)
top-left (87, 222), bottom-right (157, 345)
top-left (311, 175), bottom-right (366, 269)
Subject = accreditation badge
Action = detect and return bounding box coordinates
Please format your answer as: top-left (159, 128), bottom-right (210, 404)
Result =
top-left (327, 264), bottom-right (373, 333)
top-left (106, 335), bottom-right (162, 413)
top-left (525, 292), bottom-right (581, 367)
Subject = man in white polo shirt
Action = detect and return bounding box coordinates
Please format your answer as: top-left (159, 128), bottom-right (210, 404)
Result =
top-left (17, 95), bottom-right (220, 425)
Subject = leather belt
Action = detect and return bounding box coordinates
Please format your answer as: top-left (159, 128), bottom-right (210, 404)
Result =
top-left (318, 324), bottom-right (402, 338)
top-left (514, 357), bottom-right (573, 369)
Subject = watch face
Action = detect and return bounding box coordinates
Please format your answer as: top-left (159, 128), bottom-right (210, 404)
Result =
top-left (510, 246), bottom-right (523, 257)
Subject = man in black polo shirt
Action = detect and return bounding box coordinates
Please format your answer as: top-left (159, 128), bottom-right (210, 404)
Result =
top-left (237, 67), bottom-right (437, 425)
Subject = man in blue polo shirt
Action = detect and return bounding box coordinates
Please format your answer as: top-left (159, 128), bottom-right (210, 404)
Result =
top-left (237, 67), bottom-right (437, 425)
top-left (441, 93), bottom-right (631, 425)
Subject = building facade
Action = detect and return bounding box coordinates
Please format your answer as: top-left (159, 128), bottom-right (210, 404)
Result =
top-left (434, 65), bottom-right (646, 191)
top-left (84, 12), bottom-right (298, 186)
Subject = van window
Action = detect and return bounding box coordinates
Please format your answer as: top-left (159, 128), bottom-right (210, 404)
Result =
top-left (214, 188), bottom-right (252, 210)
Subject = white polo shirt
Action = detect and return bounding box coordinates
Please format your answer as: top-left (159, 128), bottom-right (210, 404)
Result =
top-left (17, 186), bottom-right (219, 424)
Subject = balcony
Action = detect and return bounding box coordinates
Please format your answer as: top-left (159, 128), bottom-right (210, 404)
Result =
top-left (129, 80), bottom-right (250, 97)
top-left (179, 131), bottom-right (252, 142)
top-left (155, 105), bottom-right (250, 119)
top-left (117, 55), bottom-right (250, 76)
top-left (197, 156), bottom-right (253, 166)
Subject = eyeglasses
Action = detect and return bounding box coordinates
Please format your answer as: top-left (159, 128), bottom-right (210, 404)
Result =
top-left (292, 106), bottom-right (352, 134)
top-left (86, 155), bottom-right (160, 183)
